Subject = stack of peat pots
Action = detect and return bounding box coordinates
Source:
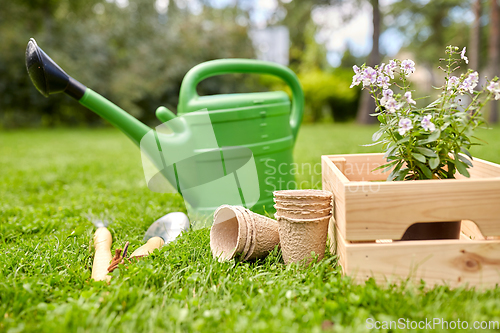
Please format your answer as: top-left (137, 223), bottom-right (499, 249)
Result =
top-left (274, 190), bottom-right (333, 265)
top-left (210, 205), bottom-right (280, 262)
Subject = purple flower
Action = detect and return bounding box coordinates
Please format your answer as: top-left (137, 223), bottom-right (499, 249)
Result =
top-left (376, 75), bottom-right (390, 89)
top-left (487, 81), bottom-right (500, 100)
top-left (377, 63), bottom-right (385, 75)
top-left (404, 91), bottom-right (416, 105)
top-left (401, 59), bottom-right (415, 77)
top-left (421, 115), bottom-right (436, 132)
top-left (380, 89), bottom-right (394, 106)
top-left (461, 47), bottom-right (469, 64)
top-left (469, 71), bottom-right (479, 84)
top-left (384, 89), bottom-right (393, 97)
top-left (459, 76), bottom-right (477, 94)
top-left (398, 118), bottom-right (413, 135)
top-left (362, 67), bottom-right (377, 87)
top-left (447, 76), bottom-right (459, 91)
top-left (350, 65), bottom-right (362, 88)
top-left (458, 71), bottom-right (479, 94)
top-left (385, 97), bottom-right (402, 113)
top-left (384, 60), bottom-right (397, 79)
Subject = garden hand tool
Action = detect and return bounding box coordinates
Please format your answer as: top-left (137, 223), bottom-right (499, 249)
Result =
top-left (129, 212), bottom-right (190, 258)
top-left (25, 38), bottom-right (304, 217)
top-left (90, 218), bottom-right (112, 282)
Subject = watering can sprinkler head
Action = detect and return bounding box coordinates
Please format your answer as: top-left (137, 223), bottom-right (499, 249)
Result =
top-left (25, 38), bottom-right (86, 100)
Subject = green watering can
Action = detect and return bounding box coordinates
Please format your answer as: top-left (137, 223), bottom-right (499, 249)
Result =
top-left (25, 38), bottom-right (304, 220)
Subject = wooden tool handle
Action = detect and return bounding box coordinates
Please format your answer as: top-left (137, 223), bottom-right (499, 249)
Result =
top-left (91, 227), bottom-right (112, 282)
top-left (129, 236), bottom-right (164, 258)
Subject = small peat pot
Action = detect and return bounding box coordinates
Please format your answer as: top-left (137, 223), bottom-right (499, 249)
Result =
top-left (273, 189), bottom-right (333, 265)
top-left (210, 205), bottom-right (279, 262)
top-left (275, 214), bottom-right (331, 265)
top-left (322, 153), bottom-right (500, 288)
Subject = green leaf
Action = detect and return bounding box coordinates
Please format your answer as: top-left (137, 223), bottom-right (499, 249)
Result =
top-left (371, 159), bottom-right (399, 172)
top-left (472, 136), bottom-right (488, 144)
top-left (425, 97), bottom-right (442, 108)
top-left (429, 157), bottom-right (440, 169)
top-left (361, 141), bottom-right (385, 147)
top-left (384, 145), bottom-right (398, 159)
top-left (414, 161), bottom-right (433, 179)
top-left (412, 153), bottom-right (426, 163)
top-left (458, 154), bottom-right (473, 167)
top-left (454, 153), bottom-right (471, 177)
top-left (387, 161), bottom-right (403, 181)
top-left (415, 147), bottom-right (437, 157)
top-left (460, 147), bottom-right (473, 159)
top-left (417, 130), bottom-right (441, 144)
top-left (396, 136), bottom-right (410, 145)
top-left (395, 168), bottom-right (410, 181)
top-left (455, 160), bottom-right (471, 177)
top-left (372, 129), bottom-right (384, 142)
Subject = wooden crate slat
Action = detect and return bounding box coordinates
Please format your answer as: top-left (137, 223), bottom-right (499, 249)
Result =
top-left (344, 178), bottom-right (500, 240)
top-left (322, 154), bottom-right (500, 241)
top-left (334, 225), bottom-right (500, 288)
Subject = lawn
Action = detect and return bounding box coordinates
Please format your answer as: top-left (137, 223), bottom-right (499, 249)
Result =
top-left (1, 123), bottom-right (500, 332)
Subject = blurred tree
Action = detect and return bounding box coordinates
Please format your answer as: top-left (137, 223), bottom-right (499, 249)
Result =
top-left (0, 0), bottom-right (257, 128)
top-left (387, 0), bottom-right (470, 70)
top-left (266, 0), bottom-right (359, 122)
top-left (469, 0), bottom-right (482, 70)
top-left (488, 0), bottom-right (499, 123)
top-left (275, 0), bottom-right (331, 71)
top-left (356, 0), bottom-right (380, 125)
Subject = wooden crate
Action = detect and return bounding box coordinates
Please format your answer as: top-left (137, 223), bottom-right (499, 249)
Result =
top-left (322, 153), bottom-right (500, 288)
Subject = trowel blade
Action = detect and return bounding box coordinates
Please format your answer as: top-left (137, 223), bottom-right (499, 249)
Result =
top-left (143, 212), bottom-right (190, 245)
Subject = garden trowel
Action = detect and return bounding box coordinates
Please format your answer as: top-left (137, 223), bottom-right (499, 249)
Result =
top-left (129, 212), bottom-right (190, 258)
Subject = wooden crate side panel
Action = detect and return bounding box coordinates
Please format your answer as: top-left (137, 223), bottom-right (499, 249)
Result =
top-left (322, 156), bottom-right (348, 237)
top-left (325, 153), bottom-right (388, 182)
top-left (344, 178), bottom-right (500, 240)
top-left (468, 157), bottom-right (500, 178)
top-left (330, 218), bottom-right (348, 272)
top-left (341, 236), bottom-right (500, 288)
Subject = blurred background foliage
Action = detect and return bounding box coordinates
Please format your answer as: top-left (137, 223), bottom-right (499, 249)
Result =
top-left (0, 0), bottom-right (497, 127)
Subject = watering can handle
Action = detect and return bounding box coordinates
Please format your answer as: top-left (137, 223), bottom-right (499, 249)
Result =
top-left (178, 59), bottom-right (304, 141)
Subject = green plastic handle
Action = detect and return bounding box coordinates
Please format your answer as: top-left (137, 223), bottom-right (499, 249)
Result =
top-left (178, 59), bottom-right (304, 141)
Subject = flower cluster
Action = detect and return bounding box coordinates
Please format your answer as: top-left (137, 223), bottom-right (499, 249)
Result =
top-left (350, 45), bottom-right (497, 181)
top-left (487, 81), bottom-right (500, 99)
top-left (351, 59), bottom-right (437, 136)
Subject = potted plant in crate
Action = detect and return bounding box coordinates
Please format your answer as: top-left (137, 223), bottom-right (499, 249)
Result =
top-left (321, 46), bottom-right (500, 286)
top-left (340, 46), bottom-right (500, 240)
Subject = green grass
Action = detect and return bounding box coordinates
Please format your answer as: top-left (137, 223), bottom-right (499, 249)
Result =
top-left (1, 124), bottom-right (500, 332)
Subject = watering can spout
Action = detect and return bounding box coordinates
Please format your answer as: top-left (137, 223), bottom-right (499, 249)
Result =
top-left (25, 38), bottom-right (157, 146)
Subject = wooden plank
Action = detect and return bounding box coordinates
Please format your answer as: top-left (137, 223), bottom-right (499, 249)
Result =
top-left (327, 216), bottom-right (337, 255)
top-left (343, 178), bottom-right (500, 240)
top-left (468, 157), bottom-right (500, 178)
top-left (462, 220), bottom-right (485, 240)
top-left (332, 218), bottom-right (348, 272)
top-left (322, 156), bottom-right (348, 237)
top-left (331, 157), bottom-right (346, 174)
top-left (325, 153), bottom-right (388, 182)
top-left (337, 228), bottom-right (500, 288)
top-left (323, 154), bottom-right (500, 240)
